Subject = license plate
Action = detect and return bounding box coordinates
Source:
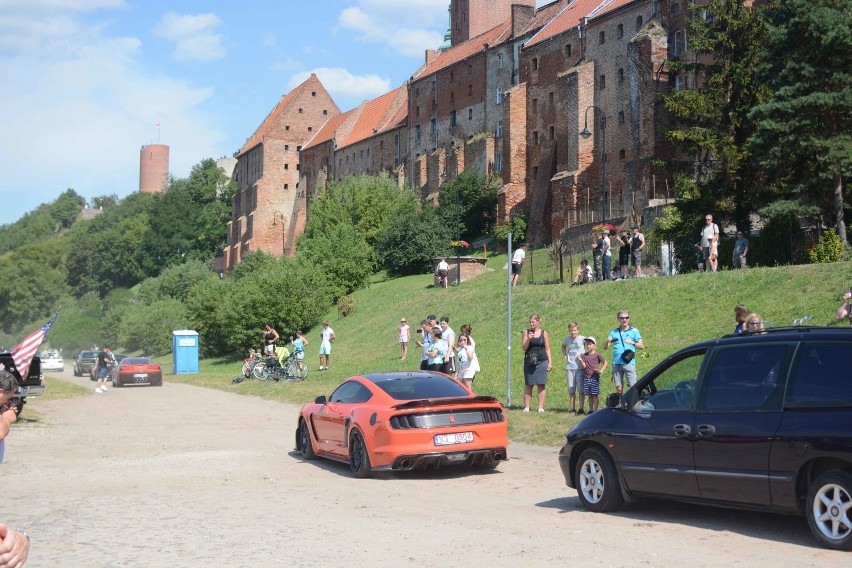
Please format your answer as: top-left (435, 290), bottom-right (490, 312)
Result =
top-left (434, 432), bottom-right (474, 446)
top-left (133, 373), bottom-right (148, 379)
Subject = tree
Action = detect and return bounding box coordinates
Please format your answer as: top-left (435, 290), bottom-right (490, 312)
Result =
top-left (305, 174), bottom-right (418, 249)
top-left (119, 299), bottom-right (188, 355)
top-left (297, 224), bottom-right (374, 298)
top-left (139, 159), bottom-right (234, 277)
top-left (215, 258), bottom-right (335, 354)
top-left (437, 171), bottom-right (499, 242)
top-left (749, 0), bottom-right (851, 245)
top-left (136, 259), bottom-right (217, 305)
top-left (376, 205), bottom-right (452, 277)
top-left (0, 253), bottom-right (68, 333)
top-left (663, 0), bottom-right (771, 233)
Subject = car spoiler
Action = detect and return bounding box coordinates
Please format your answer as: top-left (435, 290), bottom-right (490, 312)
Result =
top-left (392, 395), bottom-right (500, 410)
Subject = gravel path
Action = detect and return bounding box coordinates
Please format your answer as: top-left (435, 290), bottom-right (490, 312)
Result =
top-left (2, 368), bottom-right (848, 567)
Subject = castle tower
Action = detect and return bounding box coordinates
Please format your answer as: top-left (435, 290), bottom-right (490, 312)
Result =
top-left (139, 144), bottom-right (169, 193)
top-left (449, 0), bottom-right (535, 46)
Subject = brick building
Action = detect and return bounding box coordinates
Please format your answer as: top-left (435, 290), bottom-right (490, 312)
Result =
top-left (224, 74), bottom-right (339, 270)
top-left (227, 0), bottom-right (690, 268)
top-left (504, 0), bottom-right (679, 243)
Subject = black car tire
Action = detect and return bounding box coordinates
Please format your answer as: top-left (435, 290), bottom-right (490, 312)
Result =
top-left (575, 447), bottom-right (625, 513)
top-left (73, 367), bottom-right (80, 377)
top-left (349, 429), bottom-right (372, 479)
top-left (806, 470), bottom-right (852, 550)
top-left (298, 419), bottom-right (317, 460)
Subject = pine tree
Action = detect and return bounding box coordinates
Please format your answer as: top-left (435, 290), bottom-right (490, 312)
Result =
top-left (749, 0), bottom-right (851, 245)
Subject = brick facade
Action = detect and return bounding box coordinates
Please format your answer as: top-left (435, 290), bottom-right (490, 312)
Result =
top-left (139, 144), bottom-right (169, 193)
top-left (450, 0), bottom-right (535, 46)
top-left (227, 0), bottom-right (688, 269)
top-left (225, 74), bottom-right (339, 270)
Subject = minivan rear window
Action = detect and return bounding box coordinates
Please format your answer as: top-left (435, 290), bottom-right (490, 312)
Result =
top-left (786, 343), bottom-right (852, 408)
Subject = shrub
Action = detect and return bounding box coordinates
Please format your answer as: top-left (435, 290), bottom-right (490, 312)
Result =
top-left (119, 298), bottom-right (189, 355)
top-left (493, 213), bottom-right (527, 245)
top-left (297, 224), bottom-right (374, 299)
top-left (808, 229), bottom-right (845, 263)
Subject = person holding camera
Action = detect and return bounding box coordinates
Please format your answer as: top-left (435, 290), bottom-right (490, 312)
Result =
top-left (521, 314), bottom-right (553, 413)
top-left (576, 337), bottom-right (607, 414)
top-left (604, 310), bottom-right (644, 394)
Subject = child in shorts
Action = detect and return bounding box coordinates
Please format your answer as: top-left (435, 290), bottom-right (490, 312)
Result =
top-left (577, 337), bottom-right (608, 414)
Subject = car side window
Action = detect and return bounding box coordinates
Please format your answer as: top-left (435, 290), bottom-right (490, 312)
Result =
top-left (786, 342), bottom-right (852, 408)
top-left (329, 381), bottom-right (372, 404)
top-left (636, 351), bottom-right (706, 412)
top-left (699, 344), bottom-right (791, 412)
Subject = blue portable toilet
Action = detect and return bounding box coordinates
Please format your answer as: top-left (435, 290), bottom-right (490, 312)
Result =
top-left (172, 330), bottom-right (200, 374)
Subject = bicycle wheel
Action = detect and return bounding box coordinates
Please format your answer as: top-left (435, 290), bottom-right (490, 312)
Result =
top-left (286, 360), bottom-right (308, 382)
top-left (252, 361), bottom-right (269, 381)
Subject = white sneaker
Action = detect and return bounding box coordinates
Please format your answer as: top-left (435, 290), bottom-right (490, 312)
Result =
top-left (94, 387), bottom-right (104, 394)
top-left (100, 385), bottom-right (108, 391)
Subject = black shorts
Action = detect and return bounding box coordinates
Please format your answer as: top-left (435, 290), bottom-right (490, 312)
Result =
top-left (511, 262), bottom-right (522, 275)
top-left (438, 269), bottom-right (448, 277)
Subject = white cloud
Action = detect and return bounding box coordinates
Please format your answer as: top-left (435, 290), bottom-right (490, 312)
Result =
top-left (288, 67), bottom-right (391, 102)
top-left (0, 2), bottom-right (223, 223)
top-left (337, 2), bottom-right (445, 57)
top-left (153, 12), bottom-right (225, 62)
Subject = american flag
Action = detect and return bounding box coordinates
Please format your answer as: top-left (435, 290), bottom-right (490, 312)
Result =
top-left (11, 309), bottom-right (60, 379)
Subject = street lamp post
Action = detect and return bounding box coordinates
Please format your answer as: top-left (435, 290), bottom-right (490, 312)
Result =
top-left (579, 106), bottom-right (607, 224)
top-left (442, 169), bottom-right (461, 287)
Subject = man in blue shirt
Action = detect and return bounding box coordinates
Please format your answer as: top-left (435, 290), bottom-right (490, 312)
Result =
top-left (604, 310), bottom-right (645, 394)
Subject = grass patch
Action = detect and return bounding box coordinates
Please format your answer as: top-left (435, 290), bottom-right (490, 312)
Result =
top-left (167, 256), bottom-right (851, 447)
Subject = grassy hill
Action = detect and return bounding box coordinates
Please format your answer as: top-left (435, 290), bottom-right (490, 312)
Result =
top-left (169, 255), bottom-right (851, 446)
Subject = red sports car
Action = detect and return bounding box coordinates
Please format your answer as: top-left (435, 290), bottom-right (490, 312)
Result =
top-left (295, 371), bottom-right (508, 478)
top-left (110, 357), bottom-right (163, 387)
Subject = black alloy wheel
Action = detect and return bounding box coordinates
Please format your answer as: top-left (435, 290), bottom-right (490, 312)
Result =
top-left (349, 430), bottom-right (372, 478)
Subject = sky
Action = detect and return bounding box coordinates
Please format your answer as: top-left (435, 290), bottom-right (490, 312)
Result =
top-left (1, 0), bottom-right (555, 225)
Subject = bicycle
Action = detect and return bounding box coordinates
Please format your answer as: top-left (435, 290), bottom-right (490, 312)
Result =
top-left (252, 353), bottom-right (309, 382)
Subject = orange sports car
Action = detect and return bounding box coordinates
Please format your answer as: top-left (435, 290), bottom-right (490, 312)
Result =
top-left (295, 371), bottom-right (508, 478)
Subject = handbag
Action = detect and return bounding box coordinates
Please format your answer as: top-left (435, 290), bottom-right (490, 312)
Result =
top-left (524, 350), bottom-right (539, 367)
top-left (618, 329), bottom-right (635, 363)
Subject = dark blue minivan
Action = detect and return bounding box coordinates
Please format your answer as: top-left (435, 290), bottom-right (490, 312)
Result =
top-left (559, 326), bottom-right (852, 550)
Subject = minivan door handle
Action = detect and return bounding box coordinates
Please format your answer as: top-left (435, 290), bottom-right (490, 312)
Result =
top-left (673, 424), bottom-right (691, 437)
top-left (697, 424), bottom-right (716, 437)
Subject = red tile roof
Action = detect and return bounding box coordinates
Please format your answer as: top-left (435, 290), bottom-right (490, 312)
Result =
top-left (302, 110), bottom-right (352, 150)
top-left (412, 22), bottom-right (512, 82)
top-left (524, 0), bottom-right (633, 49)
top-left (238, 74), bottom-right (326, 156)
top-left (337, 85), bottom-right (407, 149)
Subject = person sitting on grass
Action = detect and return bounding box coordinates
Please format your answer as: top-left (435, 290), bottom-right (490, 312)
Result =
top-left (571, 259), bottom-right (593, 286)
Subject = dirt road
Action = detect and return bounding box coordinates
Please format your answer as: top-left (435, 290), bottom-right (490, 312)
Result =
top-left (3, 368), bottom-right (847, 567)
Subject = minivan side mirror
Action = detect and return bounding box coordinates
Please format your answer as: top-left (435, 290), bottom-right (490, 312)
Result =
top-left (314, 395), bottom-right (327, 404)
top-left (606, 393), bottom-right (622, 409)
